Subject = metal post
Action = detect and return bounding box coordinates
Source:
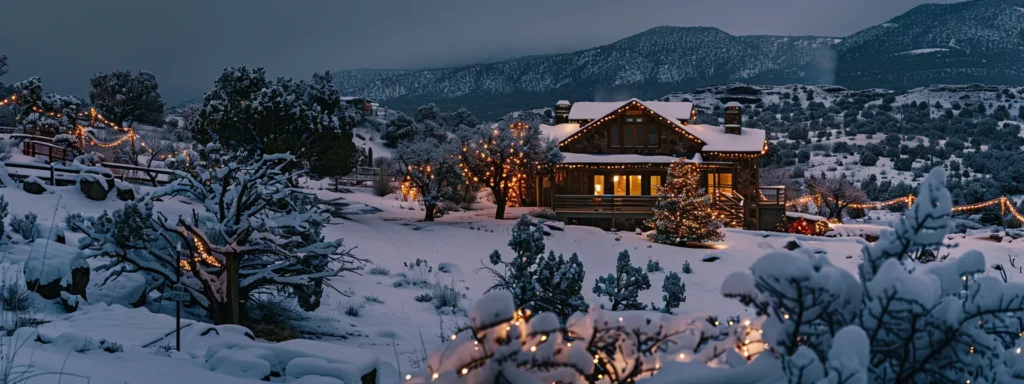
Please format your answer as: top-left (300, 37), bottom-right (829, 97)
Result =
top-left (176, 242), bottom-right (182, 352)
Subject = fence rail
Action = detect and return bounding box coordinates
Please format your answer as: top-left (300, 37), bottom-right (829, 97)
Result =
top-left (2, 161), bottom-right (175, 187)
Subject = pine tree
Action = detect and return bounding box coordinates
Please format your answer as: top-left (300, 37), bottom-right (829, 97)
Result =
top-left (646, 160), bottom-right (724, 244)
top-left (593, 250), bottom-right (651, 311)
top-left (533, 251), bottom-right (588, 319)
top-left (89, 70), bottom-right (165, 127)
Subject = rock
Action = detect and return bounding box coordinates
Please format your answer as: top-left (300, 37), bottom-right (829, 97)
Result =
top-left (541, 221), bottom-right (565, 231)
top-left (115, 181), bottom-right (136, 201)
top-left (437, 262), bottom-right (463, 275)
top-left (60, 292), bottom-right (84, 312)
top-left (22, 176), bottom-right (49, 195)
top-left (79, 174), bottom-right (110, 201)
top-left (23, 240), bottom-right (83, 300)
top-left (63, 255), bottom-right (90, 301)
top-left (703, 252), bottom-right (729, 262)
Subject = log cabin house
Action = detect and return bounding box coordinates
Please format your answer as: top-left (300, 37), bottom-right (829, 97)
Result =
top-left (529, 99), bottom-right (785, 230)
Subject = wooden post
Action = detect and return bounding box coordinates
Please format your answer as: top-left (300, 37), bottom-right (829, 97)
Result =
top-left (50, 164), bottom-right (55, 186)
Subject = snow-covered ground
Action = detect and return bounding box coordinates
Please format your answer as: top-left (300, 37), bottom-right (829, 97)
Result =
top-left (3, 172), bottom-right (1024, 382)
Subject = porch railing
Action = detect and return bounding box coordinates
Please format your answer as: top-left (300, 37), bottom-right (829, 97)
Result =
top-left (758, 186), bottom-right (787, 205)
top-left (553, 195), bottom-right (658, 213)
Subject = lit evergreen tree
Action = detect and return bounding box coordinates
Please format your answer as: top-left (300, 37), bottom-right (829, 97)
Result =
top-left (646, 159), bottom-right (724, 244)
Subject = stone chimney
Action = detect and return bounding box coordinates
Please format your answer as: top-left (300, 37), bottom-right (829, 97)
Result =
top-left (555, 100), bottom-right (571, 124)
top-left (724, 101), bottom-right (742, 135)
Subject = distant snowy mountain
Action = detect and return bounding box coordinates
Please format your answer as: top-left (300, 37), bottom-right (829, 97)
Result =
top-left (333, 0), bottom-right (1024, 119)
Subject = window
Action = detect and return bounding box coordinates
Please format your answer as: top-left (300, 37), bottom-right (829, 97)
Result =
top-left (612, 175), bottom-right (626, 196)
top-left (636, 127), bottom-right (646, 147)
top-left (707, 173), bottom-right (734, 195)
top-left (610, 126), bottom-right (620, 147)
top-left (629, 175), bottom-right (642, 196)
top-left (623, 126), bottom-right (634, 147)
top-left (647, 126), bottom-right (659, 147)
top-left (650, 175), bottom-right (662, 195)
top-left (625, 117), bottom-right (643, 123)
top-left (594, 175), bottom-right (605, 195)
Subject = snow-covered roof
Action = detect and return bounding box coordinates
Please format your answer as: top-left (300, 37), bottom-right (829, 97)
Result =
top-left (540, 123), bottom-right (581, 143)
top-left (725, 101), bottom-right (743, 108)
top-left (568, 99), bottom-right (693, 121)
top-left (556, 100), bottom-right (571, 106)
top-left (685, 124), bottom-right (766, 153)
top-left (561, 153), bottom-right (679, 164)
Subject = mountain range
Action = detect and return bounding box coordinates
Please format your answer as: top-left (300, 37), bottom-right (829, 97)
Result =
top-left (334, 0), bottom-right (1024, 119)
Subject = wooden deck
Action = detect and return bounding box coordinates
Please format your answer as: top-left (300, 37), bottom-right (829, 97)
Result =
top-left (552, 195), bottom-right (658, 219)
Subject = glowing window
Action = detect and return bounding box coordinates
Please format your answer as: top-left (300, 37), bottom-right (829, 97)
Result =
top-left (613, 175), bottom-right (626, 196)
top-left (629, 175), bottom-right (642, 196)
top-left (594, 175), bottom-right (605, 195)
top-left (650, 175), bottom-right (662, 195)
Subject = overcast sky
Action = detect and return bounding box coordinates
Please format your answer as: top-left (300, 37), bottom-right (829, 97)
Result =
top-left (0, 0), bottom-right (963, 104)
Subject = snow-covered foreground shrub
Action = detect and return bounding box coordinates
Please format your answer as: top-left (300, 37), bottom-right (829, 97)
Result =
top-left (705, 168), bottom-right (1024, 383)
top-left (412, 291), bottom-right (749, 384)
top-left (74, 152), bottom-right (365, 324)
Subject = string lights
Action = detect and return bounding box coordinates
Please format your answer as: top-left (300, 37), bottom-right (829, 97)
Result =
top-left (180, 236), bottom-right (223, 272)
top-left (560, 100), bottom-right (706, 148)
top-left (788, 193), bottom-right (1024, 222)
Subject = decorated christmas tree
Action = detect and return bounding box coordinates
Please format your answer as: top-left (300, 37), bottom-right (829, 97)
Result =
top-left (646, 159), bottom-right (724, 244)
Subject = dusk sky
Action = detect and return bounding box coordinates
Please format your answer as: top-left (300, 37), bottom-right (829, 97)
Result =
top-left (0, 0), bottom-right (964, 104)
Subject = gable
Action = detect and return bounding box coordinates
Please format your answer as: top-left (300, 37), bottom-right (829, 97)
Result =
top-left (558, 101), bottom-right (704, 156)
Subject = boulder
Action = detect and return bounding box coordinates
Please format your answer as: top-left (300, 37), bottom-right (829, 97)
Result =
top-left (78, 173), bottom-right (110, 201)
top-left (115, 181), bottom-right (136, 201)
top-left (23, 240), bottom-right (87, 301)
top-left (23, 176), bottom-right (49, 195)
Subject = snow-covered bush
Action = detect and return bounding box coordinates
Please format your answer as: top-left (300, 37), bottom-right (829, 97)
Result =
top-left (646, 259), bottom-right (664, 273)
top-left (413, 290), bottom-right (745, 384)
top-left (8, 212), bottom-right (37, 242)
top-left (0, 280), bottom-right (33, 312)
top-left (483, 215), bottom-right (587, 320)
top-left (682, 260), bottom-right (693, 274)
top-left (713, 168), bottom-right (1024, 383)
top-left (594, 250), bottom-right (651, 311)
top-left (72, 152), bottom-right (104, 167)
top-left (74, 153), bottom-right (365, 324)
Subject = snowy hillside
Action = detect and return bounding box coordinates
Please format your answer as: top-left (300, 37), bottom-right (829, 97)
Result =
top-left (333, 0), bottom-right (1024, 119)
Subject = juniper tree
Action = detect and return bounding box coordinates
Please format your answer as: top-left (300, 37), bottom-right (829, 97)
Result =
top-left (483, 215), bottom-right (586, 319)
top-left (647, 159), bottom-right (723, 244)
top-left (89, 70), bottom-right (165, 127)
top-left (658, 271), bottom-right (686, 314)
top-left (74, 152), bottom-right (364, 324)
top-left (593, 250), bottom-right (651, 311)
top-left (396, 137), bottom-right (464, 221)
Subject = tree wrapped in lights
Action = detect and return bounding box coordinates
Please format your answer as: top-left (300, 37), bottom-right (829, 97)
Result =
top-left (11, 77), bottom-right (84, 137)
top-left (73, 152), bottom-right (364, 324)
top-left (647, 160), bottom-right (724, 245)
top-left (397, 136), bottom-right (464, 221)
top-left (460, 121), bottom-right (562, 220)
top-left (717, 168), bottom-right (1024, 383)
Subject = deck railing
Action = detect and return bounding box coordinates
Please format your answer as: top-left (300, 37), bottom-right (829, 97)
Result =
top-left (758, 186), bottom-right (787, 205)
top-left (553, 195), bottom-right (658, 213)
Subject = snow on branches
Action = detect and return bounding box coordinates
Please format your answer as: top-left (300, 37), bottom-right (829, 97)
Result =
top-left (73, 151), bottom-right (364, 324)
top-left (460, 121), bottom-right (562, 219)
top-left (12, 77), bottom-right (84, 136)
top-left (715, 168), bottom-right (1024, 383)
top-left (414, 291), bottom-right (750, 384)
top-left (397, 135), bottom-right (464, 221)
